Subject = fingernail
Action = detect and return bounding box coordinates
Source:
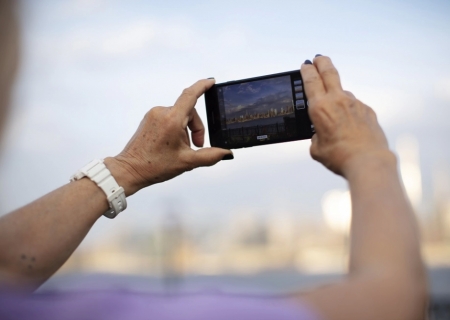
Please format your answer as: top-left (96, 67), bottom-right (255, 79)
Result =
top-left (207, 77), bottom-right (215, 79)
top-left (315, 54), bottom-right (322, 57)
top-left (304, 60), bottom-right (312, 65)
top-left (222, 153), bottom-right (234, 161)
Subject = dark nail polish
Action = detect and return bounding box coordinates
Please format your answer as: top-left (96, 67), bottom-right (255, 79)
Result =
top-left (222, 153), bottom-right (234, 161)
top-left (315, 54), bottom-right (322, 57)
top-left (304, 60), bottom-right (312, 65)
top-left (207, 77), bottom-right (215, 79)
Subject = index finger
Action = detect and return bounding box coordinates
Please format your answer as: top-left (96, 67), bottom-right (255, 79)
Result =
top-left (187, 108), bottom-right (205, 148)
top-left (314, 55), bottom-right (342, 92)
top-left (174, 78), bottom-right (216, 115)
top-left (300, 61), bottom-right (326, 102)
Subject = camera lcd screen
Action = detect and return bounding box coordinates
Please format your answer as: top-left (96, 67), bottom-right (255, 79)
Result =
top-left (205, 70), bottom-right (314, 149)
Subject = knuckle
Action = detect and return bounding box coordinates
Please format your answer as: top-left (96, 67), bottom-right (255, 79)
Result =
top-left (343, 90), bottom-right (355, 99)
top-left (163, 111), bottom-right (175, 124)
top-left (303, 74), bottom-right (321, 85)
top-left (321, 66), bottom-right (339, 77)
top-left (309, 99), bottom-right (326, 114)
top-left (366, 106), bottom-right (378, 119)
top-left (336, 93), bottom-right (354, 107)
top-left (182, 87), bottom-right (195, 98)
top-left (152, 107), bottom-right (175, 126)
top-left (145, 106), bottom-right (162, 119)
top-left (143, 110), bottom-right (153, 120)
top-left (161, 118), bottom-right (172, 131)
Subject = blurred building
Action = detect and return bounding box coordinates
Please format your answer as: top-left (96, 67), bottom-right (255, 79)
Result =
top-left (58, 132), bottom-right (450, 277)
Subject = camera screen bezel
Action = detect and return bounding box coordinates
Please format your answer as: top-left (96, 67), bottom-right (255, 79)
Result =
top-left (204, 70), bottom-right (314, 149)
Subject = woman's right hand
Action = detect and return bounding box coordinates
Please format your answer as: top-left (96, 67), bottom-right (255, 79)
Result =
top-left (301, 56), bottom-right (395, 177)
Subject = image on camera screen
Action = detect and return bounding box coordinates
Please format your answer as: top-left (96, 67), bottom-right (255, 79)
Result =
top-left (219, 75), bottom-right (296, 146)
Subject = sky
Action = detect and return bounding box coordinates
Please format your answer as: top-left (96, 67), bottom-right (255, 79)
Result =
top-left (0, 0), bottom-right (449, 245)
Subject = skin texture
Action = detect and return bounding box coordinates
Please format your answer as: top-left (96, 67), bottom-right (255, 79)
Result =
top-left (293, 56), bottom-right (427, 320)
top-left (110, 80), bottom-right (233, 196)
top-left (0, 79), bottom-right (231, 291)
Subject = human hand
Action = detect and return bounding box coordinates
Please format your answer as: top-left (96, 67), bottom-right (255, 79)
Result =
top-left (104, 79), bottom-right (233, 196)
top-left (301, 55), bottom-right (394, 177)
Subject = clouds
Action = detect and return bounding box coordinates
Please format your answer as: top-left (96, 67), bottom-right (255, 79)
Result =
top-left (224, 76), bottom-right (292, 117)
top-left (226, 93), bottom-right (290, 116)
top-left (29, 19), bottom-right (192, 63)
top-left (24, 5), bottom-right (251, 69)
top-left (250, 92), bottom-right (291, 113)
top-left (237, 84), bottom-right (260, 94)
top-left (102, 21), bottom-right (156, 55)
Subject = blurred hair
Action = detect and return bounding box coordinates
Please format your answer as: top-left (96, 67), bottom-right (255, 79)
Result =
top-left (0, 0), bottom-right (19, 138)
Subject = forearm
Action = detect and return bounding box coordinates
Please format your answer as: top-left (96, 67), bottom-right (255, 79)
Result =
top-left (300, 153), bottom-right (427, 320)
top-left (298, 56), bottom-right (427, 319)
top-left (345, 151), bottom-right (425, 279)
top-left (0, 78), bottom-right (229, 292)
top-left (0, 157), bottom-right (134, 291)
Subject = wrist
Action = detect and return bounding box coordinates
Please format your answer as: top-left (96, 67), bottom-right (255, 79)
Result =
top-left (342, 150), bottom-right (397, 180)
top-left (103, 157), bottom-right (142, 196)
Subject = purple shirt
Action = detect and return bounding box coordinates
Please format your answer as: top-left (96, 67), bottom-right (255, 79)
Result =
top-left (0, 290), bottom-right (320, 320)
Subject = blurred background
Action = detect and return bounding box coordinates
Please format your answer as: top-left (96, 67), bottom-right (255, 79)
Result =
top-left (0, 0), bottom-right (449, 317)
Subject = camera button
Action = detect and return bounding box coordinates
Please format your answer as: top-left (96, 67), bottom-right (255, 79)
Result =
top-left (296, 100), bottom-right (305, 110)
top-left (295, 92), bottom-right (304, 100)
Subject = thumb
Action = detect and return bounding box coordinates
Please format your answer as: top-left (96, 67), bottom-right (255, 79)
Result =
top-left (190, 148), bottom-right (233, 168)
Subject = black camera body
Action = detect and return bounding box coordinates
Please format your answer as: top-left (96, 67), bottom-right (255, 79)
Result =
top-left (204, 70), bottom-right (314, 149)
